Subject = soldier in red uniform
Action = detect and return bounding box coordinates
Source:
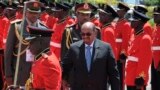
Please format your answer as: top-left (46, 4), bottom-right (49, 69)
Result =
top-left (134, 5), bottom-right (153, 38)
top-left (50, 3), bottom-right (74, 60)
top-left (39, 0), bottom-right (49, 23)
top-left (89, 3), bottom-right (101, 28)
top-left (25, 26), bottom-right (61, 90)
top-left (0, 1), bottom-right (8, 89)
top-left (125, 10), bottom-right (152, 90)
top-left (115, 2), bottom-right (132, 90)
top-left (99, 4), bottom-right (118, 60)
top-left (3, 1), bottom-right (18, 49)
top-left (16, 0), bottom-right (24, 19)
top-left (151, 6), bottom-right (160, 90)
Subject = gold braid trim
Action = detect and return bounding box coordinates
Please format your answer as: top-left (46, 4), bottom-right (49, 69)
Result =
top-left (25, 73), bottom-right (33, 90)
top-left (13, 46), bottom-right (29, 56)
top-left (66, 28), bottom-right (73, 49)
top-left (13, 22), bottom-right (30, 56)
top-left (15, 23), bottom-right (30, 45)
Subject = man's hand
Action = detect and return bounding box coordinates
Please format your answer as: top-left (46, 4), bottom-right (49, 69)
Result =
top-left (157, 62), bottom-right (160, 72)
top-left (5, 77), bottom-right (13, 86)
top-left (134, 77), bottom-right (144, 89)
top-left (62, 80), bottom-right (70, 90)
top-left (119, 53), bottom-right (127, 63)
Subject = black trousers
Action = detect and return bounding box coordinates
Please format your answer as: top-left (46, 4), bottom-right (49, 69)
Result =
top-left (127, 86), bottom-right (146, 90)
top-left (151, 61), bottom-right (160, 90)
top-left (117, 60), bottom-right (125, 90)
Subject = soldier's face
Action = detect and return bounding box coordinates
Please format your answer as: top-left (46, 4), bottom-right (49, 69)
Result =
top-left (99, 11), bottom-right (111, 24)
top-left (76, 12), bottom-right (90, 25)
top-left (117, 9), bottom-right (126, 18)
top-left (26, 11), bottom-right (40, 23)
top-left (0, 8), bottom-right (4, 15)
top-left (153, 14), bottom-right (160, 24)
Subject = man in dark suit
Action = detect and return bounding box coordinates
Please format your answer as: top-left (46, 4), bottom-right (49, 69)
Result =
top-left (4, 0), bottom-right (47, 87)
top-left (62, 22), bottom-right (120, 90)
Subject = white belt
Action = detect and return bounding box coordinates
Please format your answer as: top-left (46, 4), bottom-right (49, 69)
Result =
top-left (3, 38), bottom-right (6, 44)
top-left (127, 56), bottom-right (138, 62)
top-left (116, 38), bottom-right (122, 43)
top-left (152, 46), bottom-right (160, 51)
top-left (50, 41), bottom-right (61, 48)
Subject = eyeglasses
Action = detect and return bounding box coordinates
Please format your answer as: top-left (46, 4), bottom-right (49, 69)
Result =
top-left (80, 32), bottom-right (92, 36)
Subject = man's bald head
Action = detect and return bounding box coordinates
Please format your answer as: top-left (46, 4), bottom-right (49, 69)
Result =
top-left (81, 22), bottom-right (96, 32)
top-left (81, 22), bottom-right (97, 45)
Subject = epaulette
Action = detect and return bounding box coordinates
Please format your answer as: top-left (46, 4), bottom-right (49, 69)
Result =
top-left (95, 26), bottom-right (100, 30)
top-left (65, 23), bottom-right (76, 28)
top-left (11, 19), bottom-right (22, 24)
top-left (39, 21), bottom-right (48, 28)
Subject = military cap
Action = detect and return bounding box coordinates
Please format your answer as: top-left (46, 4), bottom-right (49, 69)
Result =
top-left (153, 6), bottom-right (160, 14)
top-left (98, 3), bottom-right (105, 10)
top-left (128, 10), bottom-right (150, 23)
top-left (0, 1), bottom-right (7, 9)
top-left (89, 3), bottom-right (98, 12)
top-left (6, 1), bottom-right (18, 10)
top-left (98, 4), bottom-right (118, 18)
top-left (75, 3), bottom-right (92, 14)
top-left (117, 2), bottom-right (130, 11)
top-left (51, 3), bottom-right (70, 11)
top-left (134, 5), bottom-right (148, 14)
top-left (26, 0), bottom-right (43, 13)
top-left (17, 0), bottom-right (25, 8)
top-left (63, 2), bottom-right (73, 9)
top-left (26, 26), bottom-right (54, 40)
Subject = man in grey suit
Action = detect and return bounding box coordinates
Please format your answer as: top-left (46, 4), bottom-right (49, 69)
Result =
top-left (4, 0), bottom-right (47, 87)
top-left (62, 22), bottom-right (120, 90)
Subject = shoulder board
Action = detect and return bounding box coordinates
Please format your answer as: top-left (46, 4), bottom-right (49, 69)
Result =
top-left (39, 21), bottom-right (48, 28)
top-left (95, 26), bottom-right (100, 30)
top-left (65, 23), bottom-right (77, 28)
top-left (11, 19), bottom-right (22, 24)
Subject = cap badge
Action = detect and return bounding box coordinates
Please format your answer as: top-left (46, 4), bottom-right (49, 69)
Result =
top-left (84, 3), bottom-right (89, 9)
top-left (33, 2), bottom-right (38, 8)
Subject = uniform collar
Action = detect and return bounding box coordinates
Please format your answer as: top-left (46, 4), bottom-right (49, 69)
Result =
top-left (35, 48), bottom-right (50, 60)
top-left (101, 23), bottom-right (111, 29)
top-left (135, 29), bottom-right (144, 36)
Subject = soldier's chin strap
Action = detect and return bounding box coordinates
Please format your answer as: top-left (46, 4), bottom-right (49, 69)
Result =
top-left (13, 1), bottom-right (27, 86)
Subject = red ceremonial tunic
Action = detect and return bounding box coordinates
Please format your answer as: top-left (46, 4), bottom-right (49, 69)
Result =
top-left (50, 19), bottom-right (68, 60)
top-left (101, 24), bottom-right (117, 60)
top-left (40, 12), bottom-right (49, 24)
top-left (144, 22), bottom-right (153, 38)
top-left (115, 19), bottom-right (132, 59)
top-left (152, 25), bottom-right (160, 69)
top-left (125, 32), bottom-right (152, 86)
top-left (32, 51), bottom-right (62, 90)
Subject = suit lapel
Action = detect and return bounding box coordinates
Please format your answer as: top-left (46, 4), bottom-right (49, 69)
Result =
top-left (79, 42), bottom-right (88, 72)
top-left (92, 39), bottom-right (100, 63)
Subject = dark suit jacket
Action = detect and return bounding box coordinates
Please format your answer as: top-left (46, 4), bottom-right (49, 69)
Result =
top-left (4, 19), bottom-right (47, 86)
top-left (62, 39), bottom-right (120, 90)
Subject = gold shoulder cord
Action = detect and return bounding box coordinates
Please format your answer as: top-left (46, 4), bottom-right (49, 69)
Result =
top-left (66, 28), bottom-right (73, 49)
top-left (13, 23), bottom-right (29, 56)
top-left (25, 73), bottom-right (33, 90)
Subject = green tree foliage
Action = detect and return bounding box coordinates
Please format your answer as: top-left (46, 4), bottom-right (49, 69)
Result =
top-left (144, 0), bottom-right (160, 6)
